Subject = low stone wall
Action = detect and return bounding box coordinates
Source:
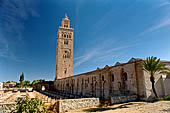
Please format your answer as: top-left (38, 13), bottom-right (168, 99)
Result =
top-left (0, 103), bottom-right (16, 113)
top-left (0, 91), bottom-right (4, 98)
top-left (33, 90), bottom-right (56, 105)
top-left (111, 95), bottom-right (137, 104)
top-left (59, 98), bottom-right (99, 112)
top-left (0, 91), bottom-right (12, 98)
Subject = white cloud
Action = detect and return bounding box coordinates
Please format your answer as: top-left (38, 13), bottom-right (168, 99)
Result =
top-left (74, 39), bottom-right (136, 68)
top-left (128, 2), bottom-right (170, 44)
top-left (0, 0), bottom-right (39, 61)
top-left (74, 47), bottom-right (100, 68)
top-left (159, 0), bottom-right (170, 7)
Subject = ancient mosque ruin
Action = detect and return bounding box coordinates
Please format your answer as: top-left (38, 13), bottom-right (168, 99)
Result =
top-left (34, 14), bottom-right (170, 101)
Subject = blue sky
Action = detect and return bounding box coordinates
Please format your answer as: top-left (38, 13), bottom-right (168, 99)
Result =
top-left (0, 0), bottom-right (170, 82)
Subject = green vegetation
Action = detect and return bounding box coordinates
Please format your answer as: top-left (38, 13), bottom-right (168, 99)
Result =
top-left (153, 95), bottom-right (170, 101)
top-left (6, 81), bottom-right (16, 83)
top-left (4, 73), bottom-right (46, 88)
top-left (19, 72), bottom-right (24, 88)
top-left (141, 56), bottom-right (170, 98)
top-left (23, 80), bottom-right (31, 87)
top-left (31, 79), bottom-right (45, 87)
top-left (16, 96), bottom-right (47, 113)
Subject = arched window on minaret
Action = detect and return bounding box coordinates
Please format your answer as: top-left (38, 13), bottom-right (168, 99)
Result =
top-left (64, 40), bottom-right (68, 45)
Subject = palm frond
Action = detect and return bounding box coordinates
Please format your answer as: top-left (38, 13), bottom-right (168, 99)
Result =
top-left (141, 56), bottom-right (169, 76)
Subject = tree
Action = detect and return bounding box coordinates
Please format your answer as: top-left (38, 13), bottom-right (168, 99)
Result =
top-left (141, 56), bottom-right (170, 98)
top-left (31, 79), bottom-right (45, 87)
top-left (23, 80), bottom-right (31, 87)
top-left (19, 72), bottom-right (24, 88)
top-left (6, 81), bottom-right (15, 83)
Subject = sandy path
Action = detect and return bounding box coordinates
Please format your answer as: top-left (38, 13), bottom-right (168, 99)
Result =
top-left (67, 101), bottom-right (170, 113)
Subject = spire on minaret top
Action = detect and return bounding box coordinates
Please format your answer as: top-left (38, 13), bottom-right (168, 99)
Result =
top-left (65, 13), bottom-right (68, 19)
top-left (61, 13), bottom-right (70, 28)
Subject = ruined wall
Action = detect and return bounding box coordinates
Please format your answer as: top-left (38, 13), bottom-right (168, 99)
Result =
top-left (54, 60), bottom-right (170, 100)
top-left (135, 62), bottom-right (147, 100)
top-left (54, 62), bottom-right (138, 99)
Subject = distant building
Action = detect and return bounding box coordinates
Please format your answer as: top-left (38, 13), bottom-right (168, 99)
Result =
top-left (0, 82), bottom-right (3, 90)
top-left (3, 82), bottom-right (16, 88)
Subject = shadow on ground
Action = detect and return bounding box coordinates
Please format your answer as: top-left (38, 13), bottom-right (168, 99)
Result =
top-left (83, 102), bottom-right (143, 112)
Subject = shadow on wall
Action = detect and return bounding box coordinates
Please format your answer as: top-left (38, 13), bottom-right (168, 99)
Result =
top-left (148, 75), bottom-right (169, 100)
top-left (164, 75), bottom-right (170, 95)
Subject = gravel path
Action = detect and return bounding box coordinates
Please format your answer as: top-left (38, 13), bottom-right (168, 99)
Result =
top-left (67, 101), bottom-right (170, 113)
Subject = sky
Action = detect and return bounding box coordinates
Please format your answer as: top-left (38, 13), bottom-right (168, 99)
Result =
top-left (0, 0), bottom-right (170, 82)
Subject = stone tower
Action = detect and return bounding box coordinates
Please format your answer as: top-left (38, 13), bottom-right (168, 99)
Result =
top-left (55, 13), bottom-right (74, 80)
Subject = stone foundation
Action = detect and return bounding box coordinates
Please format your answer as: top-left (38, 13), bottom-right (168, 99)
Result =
top-left (58, 98), bottom-right (99, 112)
top-left (111, 95), bottom-right (137, 104)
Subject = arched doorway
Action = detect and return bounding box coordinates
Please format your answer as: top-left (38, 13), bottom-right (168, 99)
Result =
top-left (41, 85), bottom-right (45, 91)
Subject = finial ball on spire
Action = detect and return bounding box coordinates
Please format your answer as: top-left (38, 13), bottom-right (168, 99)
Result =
top-left (65, 13), bottom-right (68, 19)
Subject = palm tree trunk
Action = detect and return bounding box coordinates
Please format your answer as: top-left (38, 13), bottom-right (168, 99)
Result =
top-left (150, 76), bottom-right (159, 98)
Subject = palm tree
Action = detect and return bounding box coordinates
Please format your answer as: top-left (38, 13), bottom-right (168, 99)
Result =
top-left (141, 56), bottom-right (170, 98)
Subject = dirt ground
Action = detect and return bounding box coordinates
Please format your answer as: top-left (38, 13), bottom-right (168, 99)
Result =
top-left (67, 101), bottom-right (170, 113)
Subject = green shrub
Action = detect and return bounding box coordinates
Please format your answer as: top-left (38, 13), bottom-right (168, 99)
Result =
top-left (153, 95), bottom-right (170, 101)
top-left (153, 97), bottom-right (163, 101)
top-left (163, 95), bottom-right (170, 100)
top-left (16, 96), bottom-right (47, 113)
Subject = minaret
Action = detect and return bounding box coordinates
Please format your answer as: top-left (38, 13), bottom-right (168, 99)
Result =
top-left (55, 13), bottom-right (74, 80)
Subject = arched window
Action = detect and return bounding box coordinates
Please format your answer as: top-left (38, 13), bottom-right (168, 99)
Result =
top-left (123, 72), bottom-right (128, 81)
top-left (102, 76), bottom-right (104, 81)
top-left (64, 34), bottom-right (66, 38)
top-left (64, 20), bottom-right (68, 27)
top-left (64, 68), bottom-right (67, 74)
top-left (64, 40), bottom-right (68, 45)
top-left (112, 74), bottom-right (114, 82)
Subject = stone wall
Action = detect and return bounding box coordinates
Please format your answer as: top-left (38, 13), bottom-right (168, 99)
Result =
top-left (164, 75), bottom-right (170, 96)
top-left (33, 81), bottom-right (54, 92)
top-left (54, 61), bottom-right (138, 99)
top-left (111, 95), bottom-right (137, 104)
top-left (143, 66), bottom-right (170, 100)
top-left (59, 98), bottom-right (99, 112)
top-left (0, 90), bottom-right (4, 98)
top-left (0, 91), bottom-right (12, 98)
top-left (54, 58), bottom-right (170, 101)
top-left (33, 90), bottom-right (56, 104)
